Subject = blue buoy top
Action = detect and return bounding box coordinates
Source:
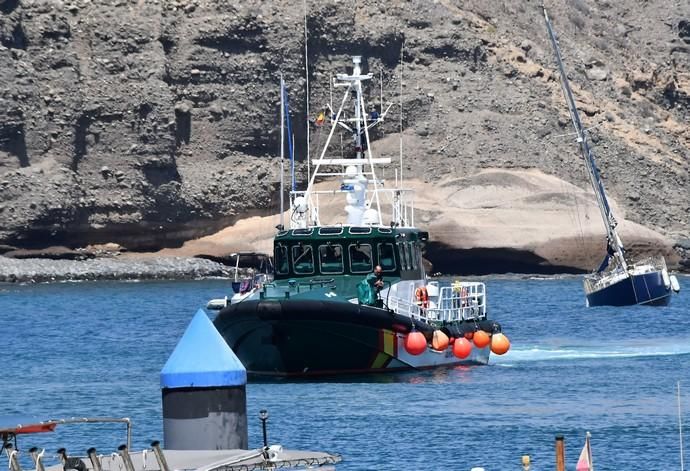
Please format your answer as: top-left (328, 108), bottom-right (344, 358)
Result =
top-left (160, 309), bottom-right (246, 388)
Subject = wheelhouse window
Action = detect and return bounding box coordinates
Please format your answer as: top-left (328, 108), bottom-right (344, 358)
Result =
top-left (407, 243), bottom-right (417, 270)
top-left (349, 243), bottom-right (373, 273)
top-left (319, 244), bottom-right (344, 274)
top-left (398, 242), bottom-right (408, 270)
top-left (275, 244), bottom-right (289, 275)
top-left (292, 244), bottom-right (314, 274)
top-left (378, 243), bottom-right (397, 272)
top-left (319, 227), bottom-right (344, 235)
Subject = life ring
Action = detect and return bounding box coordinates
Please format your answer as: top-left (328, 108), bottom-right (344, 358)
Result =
top-left (415, 286), bottom-right (429, 309)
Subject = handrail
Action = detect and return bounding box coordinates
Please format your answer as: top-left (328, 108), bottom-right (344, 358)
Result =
top-left (385, 281), bottom-right (487, 323)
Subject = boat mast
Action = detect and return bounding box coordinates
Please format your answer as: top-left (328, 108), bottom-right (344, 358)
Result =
top-left (304, 0), bottom-right (311, 185)
top-left (399, 40), bottom-right (405, 224)
top-left (280, 74), bottom-right (285, 229)
top-left (399, 40), bottom-right (404, 188)
top-left (297, 57), bottom-right (386, 228)
top-left (543, 7), bottom-right (627, 271)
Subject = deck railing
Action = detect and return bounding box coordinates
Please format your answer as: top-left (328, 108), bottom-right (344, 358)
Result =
top-left (583, 255), bottom-right (668, 294)
top-left (385, 281), bottom-right (486, 323)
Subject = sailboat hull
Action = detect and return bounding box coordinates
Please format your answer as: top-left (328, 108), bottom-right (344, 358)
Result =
top-left (585, 270), bottom-right (671, 307)
top-left (213, 299), bottom-right (492, 377)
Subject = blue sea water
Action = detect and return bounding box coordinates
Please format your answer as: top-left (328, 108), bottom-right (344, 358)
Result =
top-left (1, 276), bottom-right (688, 471)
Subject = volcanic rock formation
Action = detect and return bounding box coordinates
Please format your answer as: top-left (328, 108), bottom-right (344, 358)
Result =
top-left (0, 0), bottom-right (688, 273)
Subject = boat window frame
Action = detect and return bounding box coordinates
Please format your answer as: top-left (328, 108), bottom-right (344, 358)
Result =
top-left (349, 226), bottom-right (372, 235)
top-left (319, 227), bottom-right (344, 235)
top-left (377, 242), bottom-right (397, 272)
top-left (407, 243), bottom-right (417, 270)
top-left (318, 243), bottom-right (344, 274)
top-left (398, 242), bottom-right (409, 271)
top-left (348, 243), bottom-right (374, 274)
top-left (275, 244), bottom-right (290, 275)
top-left (291, 244), bottom-right (315, 275)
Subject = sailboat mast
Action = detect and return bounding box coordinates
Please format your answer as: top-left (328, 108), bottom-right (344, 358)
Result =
top-left (543, 7), bottom-right (627, 270)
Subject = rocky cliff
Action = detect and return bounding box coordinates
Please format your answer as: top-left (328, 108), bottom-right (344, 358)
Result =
top-left (1, 0), bottom-right (688, 271)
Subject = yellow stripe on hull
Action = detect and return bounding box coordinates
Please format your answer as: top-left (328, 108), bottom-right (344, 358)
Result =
top-left (382, 329), bottom-right (396, 356)
top-left (371, 352), bottom-right (389, 369)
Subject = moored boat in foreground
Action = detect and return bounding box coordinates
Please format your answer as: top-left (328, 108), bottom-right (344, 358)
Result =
top-left (543, 8), bottom-right (680, 307)
top-left (213, 56), bottom-right (510, 377)
top-left (0, 416), bottom-right (340, 471)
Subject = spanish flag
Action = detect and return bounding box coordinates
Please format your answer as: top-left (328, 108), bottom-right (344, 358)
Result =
top-left (315, 111), bottom-right (325, 126)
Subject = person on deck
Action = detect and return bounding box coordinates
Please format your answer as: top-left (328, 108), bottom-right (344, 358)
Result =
top-left (358, 265), bottom-right (384, 307)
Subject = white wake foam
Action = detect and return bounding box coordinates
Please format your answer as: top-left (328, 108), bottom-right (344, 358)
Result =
top-left (491, 339), bottom-right (690, 364)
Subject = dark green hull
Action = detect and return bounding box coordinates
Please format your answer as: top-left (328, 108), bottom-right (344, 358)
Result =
top-left (213, 299), bottom-right (493, 377)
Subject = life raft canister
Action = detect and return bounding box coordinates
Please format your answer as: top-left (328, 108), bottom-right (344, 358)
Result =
top-left (415, 286), bottom-right (429, 308)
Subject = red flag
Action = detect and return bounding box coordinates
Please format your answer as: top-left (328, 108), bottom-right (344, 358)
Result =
top-left (576, 433), bottom-right (593, 471)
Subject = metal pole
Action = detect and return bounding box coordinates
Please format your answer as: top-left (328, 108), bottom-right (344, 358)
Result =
top-left (399, 40), bottom-right (404, 187)
top-left (304, 0), bottom-right (310, 185)
top-left (280, 74), bottom-right (285, 229)
top-left (117, 445), bottom-right (135, 471)
top-left (259, 410), bottom-right (269, 448)
top-left (680, 382), bottom-right (685, 471)
top-left (87, 448), bottom-right (102, 471)
top-left (380, 69), bottom-right (383, 115)
top-left (150, 441), bottom-right (170, 471)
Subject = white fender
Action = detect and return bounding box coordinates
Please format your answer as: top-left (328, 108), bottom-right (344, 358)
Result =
top-left (670, 275), bottom-right (680, 293)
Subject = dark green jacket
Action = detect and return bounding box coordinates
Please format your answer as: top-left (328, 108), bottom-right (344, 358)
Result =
top-left (357, 273), bottom-right (380, 306)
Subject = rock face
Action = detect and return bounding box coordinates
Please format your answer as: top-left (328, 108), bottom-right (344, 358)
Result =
top-left (155, 170), bottom-right (679, 275)
top-left (0, 1), bottom-right (688, 270)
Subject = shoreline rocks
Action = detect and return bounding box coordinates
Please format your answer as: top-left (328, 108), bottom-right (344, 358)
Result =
top-left (0, 255), bottom-right (232, 283)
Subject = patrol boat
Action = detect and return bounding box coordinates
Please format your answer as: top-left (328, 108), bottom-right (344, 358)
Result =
top-left (214, 56), bottom-right (510, 377)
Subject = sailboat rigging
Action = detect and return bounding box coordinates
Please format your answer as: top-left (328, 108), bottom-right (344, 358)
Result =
top-left (542, 6), bottom-right (680, 307)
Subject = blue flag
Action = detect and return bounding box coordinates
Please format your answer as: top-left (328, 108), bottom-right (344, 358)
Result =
top-left (281, 82), bottom-right (295, 191)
